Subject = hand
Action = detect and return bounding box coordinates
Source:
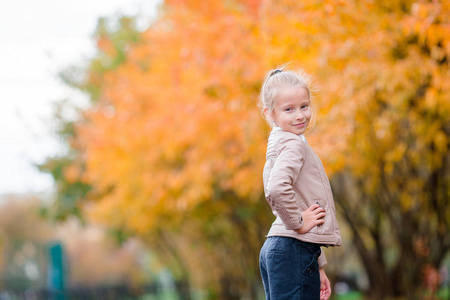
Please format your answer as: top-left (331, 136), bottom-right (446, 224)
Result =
top-left (319, 268), bottom-right (331, 300)
top-left (295, 204), bottom-right (325, 234)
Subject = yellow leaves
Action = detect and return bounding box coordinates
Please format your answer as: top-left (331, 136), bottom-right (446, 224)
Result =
top-left (411, 2), bottom-right (438, 20)
top-left (434, 130), bottom-right (447, 154)
top-left (404, 1), bottom-right (450, 61)
top-left (386, 142), bottom-right (407, 165)
top-left (64, 0), bottom-right (450, 256)
top-left (44, 1), bottom-right (450, 295)
top-left (424, 86), bottom-right (440, 108)
top-left (63, 164), bottom-right (82, 184)
top-left (76, 12), bottom-right (266, 233)
top-left (97, 37), bottom-right (116, 58)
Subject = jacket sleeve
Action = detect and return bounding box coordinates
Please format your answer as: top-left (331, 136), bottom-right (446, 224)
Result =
top-left (318, 249), bottom-right (327, 268)
top-left (265, 135), bottom-right (306, 230)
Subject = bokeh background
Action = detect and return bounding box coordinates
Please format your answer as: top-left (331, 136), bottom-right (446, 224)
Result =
top-left (0, 0), bottom-right (449, 299)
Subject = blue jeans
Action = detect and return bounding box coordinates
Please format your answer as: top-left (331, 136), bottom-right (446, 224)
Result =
top-left (259, 236), bottom-right (322, 300)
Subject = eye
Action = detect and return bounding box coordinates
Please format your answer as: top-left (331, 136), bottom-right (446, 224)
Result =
top-left (301, 104), bottom-right (309, 110)
top-left (284, 108), bottom-right (293, 112)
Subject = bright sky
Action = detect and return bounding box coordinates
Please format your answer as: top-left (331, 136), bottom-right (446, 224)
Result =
top-left (0, 0), bottom-right (160, 196)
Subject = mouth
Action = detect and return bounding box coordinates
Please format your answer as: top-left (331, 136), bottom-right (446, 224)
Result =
top-left (293, 122), bottom-right (306, 127)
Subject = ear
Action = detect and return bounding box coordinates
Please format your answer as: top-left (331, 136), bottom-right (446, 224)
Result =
top-left (264, 107), bottom-right (276, 126)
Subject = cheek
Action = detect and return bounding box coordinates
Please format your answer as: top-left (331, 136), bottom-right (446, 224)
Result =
top-left (277, 113), bottom-right (290, 122)
top-left (305, 110), bottom-right (313, 120)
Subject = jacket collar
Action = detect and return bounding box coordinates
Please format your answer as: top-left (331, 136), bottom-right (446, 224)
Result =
top-left (272, 127), bottom-right (307, 144)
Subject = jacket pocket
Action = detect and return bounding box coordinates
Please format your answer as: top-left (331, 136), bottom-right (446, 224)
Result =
top-left (314, 199), bottom-right (333, 235)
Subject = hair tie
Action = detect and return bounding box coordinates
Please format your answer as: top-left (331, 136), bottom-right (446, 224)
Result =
top-left (271, 69), bottom-right (282, 76)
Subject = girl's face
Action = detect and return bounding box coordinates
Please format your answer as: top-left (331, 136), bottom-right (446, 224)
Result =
top-left (270, 86), bottom-right (311, 135)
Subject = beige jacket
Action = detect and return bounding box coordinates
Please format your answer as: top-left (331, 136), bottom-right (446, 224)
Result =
top-left (263, 128), bottom-right (342, 268)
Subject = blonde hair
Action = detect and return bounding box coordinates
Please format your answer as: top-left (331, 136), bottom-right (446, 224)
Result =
top-left (259, 66), bottom-right (316, 131)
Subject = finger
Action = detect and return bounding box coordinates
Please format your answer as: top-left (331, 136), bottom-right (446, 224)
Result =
top-left (320, 289), bottom-right (326, 300)
top-left (324, 281), bottom-right (331, 299)
top-left (320, 288), bottom-right (330, 300)
top-left (314, 217), bottom-right (325, 224)
top-left (324, 288), bottom-right (331, 300)
top-left (308, 204), bottom-right (321, 211)
top-left (313, 210), bottom-right (326, 217)
top-left (319, 281), bottom-right (325, 299)
top-left (315, 219), bottom-right (325, 225)
top-left (316, 212), bottom-right (326, 219)
top-left (313, 206), bottom-right (325, 213)
top-left (309, 204), bottom-right (325, 213)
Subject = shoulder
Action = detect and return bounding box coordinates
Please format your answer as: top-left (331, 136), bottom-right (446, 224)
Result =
top-left (276, 131), bottom-right (307, 156)
top-left (277, 130), bottom-right (306, 147)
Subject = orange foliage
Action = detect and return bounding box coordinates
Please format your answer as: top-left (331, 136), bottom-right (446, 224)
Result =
top-left (58, 0), bottom-right (449, 296)
top-left (77, 1), bottom-right (270, 237)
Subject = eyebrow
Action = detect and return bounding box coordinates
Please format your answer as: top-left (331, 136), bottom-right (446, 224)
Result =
top-left (280, 101), bottom-right (309, 107)
top-left (280, 103), bottom-right (294, 108)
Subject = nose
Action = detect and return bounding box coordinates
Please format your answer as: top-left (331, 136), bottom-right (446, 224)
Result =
top-left (295, 111), bottom-right (305, 120)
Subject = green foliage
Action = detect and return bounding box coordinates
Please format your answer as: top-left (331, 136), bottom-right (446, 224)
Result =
top-left (40, 15), bottom-right (144, 222)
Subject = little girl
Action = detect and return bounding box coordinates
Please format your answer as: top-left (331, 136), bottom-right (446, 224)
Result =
top-left (259, 67), bottom-right (342, 300)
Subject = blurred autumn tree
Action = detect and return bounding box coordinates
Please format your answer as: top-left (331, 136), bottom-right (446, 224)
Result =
top-left (263, 1), bottom-right (450, 299)
top-left (0, 195), bottom-right (152, 290)
top-left (40, 0), bottom-right (449, 299)
top-left (0, 196), bottom-right (51, 290)
top-left (42, 3), bottom-right (273, 298)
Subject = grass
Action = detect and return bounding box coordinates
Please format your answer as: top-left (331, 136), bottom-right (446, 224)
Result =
top-left (335, 291), bottom-right (364, 300)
